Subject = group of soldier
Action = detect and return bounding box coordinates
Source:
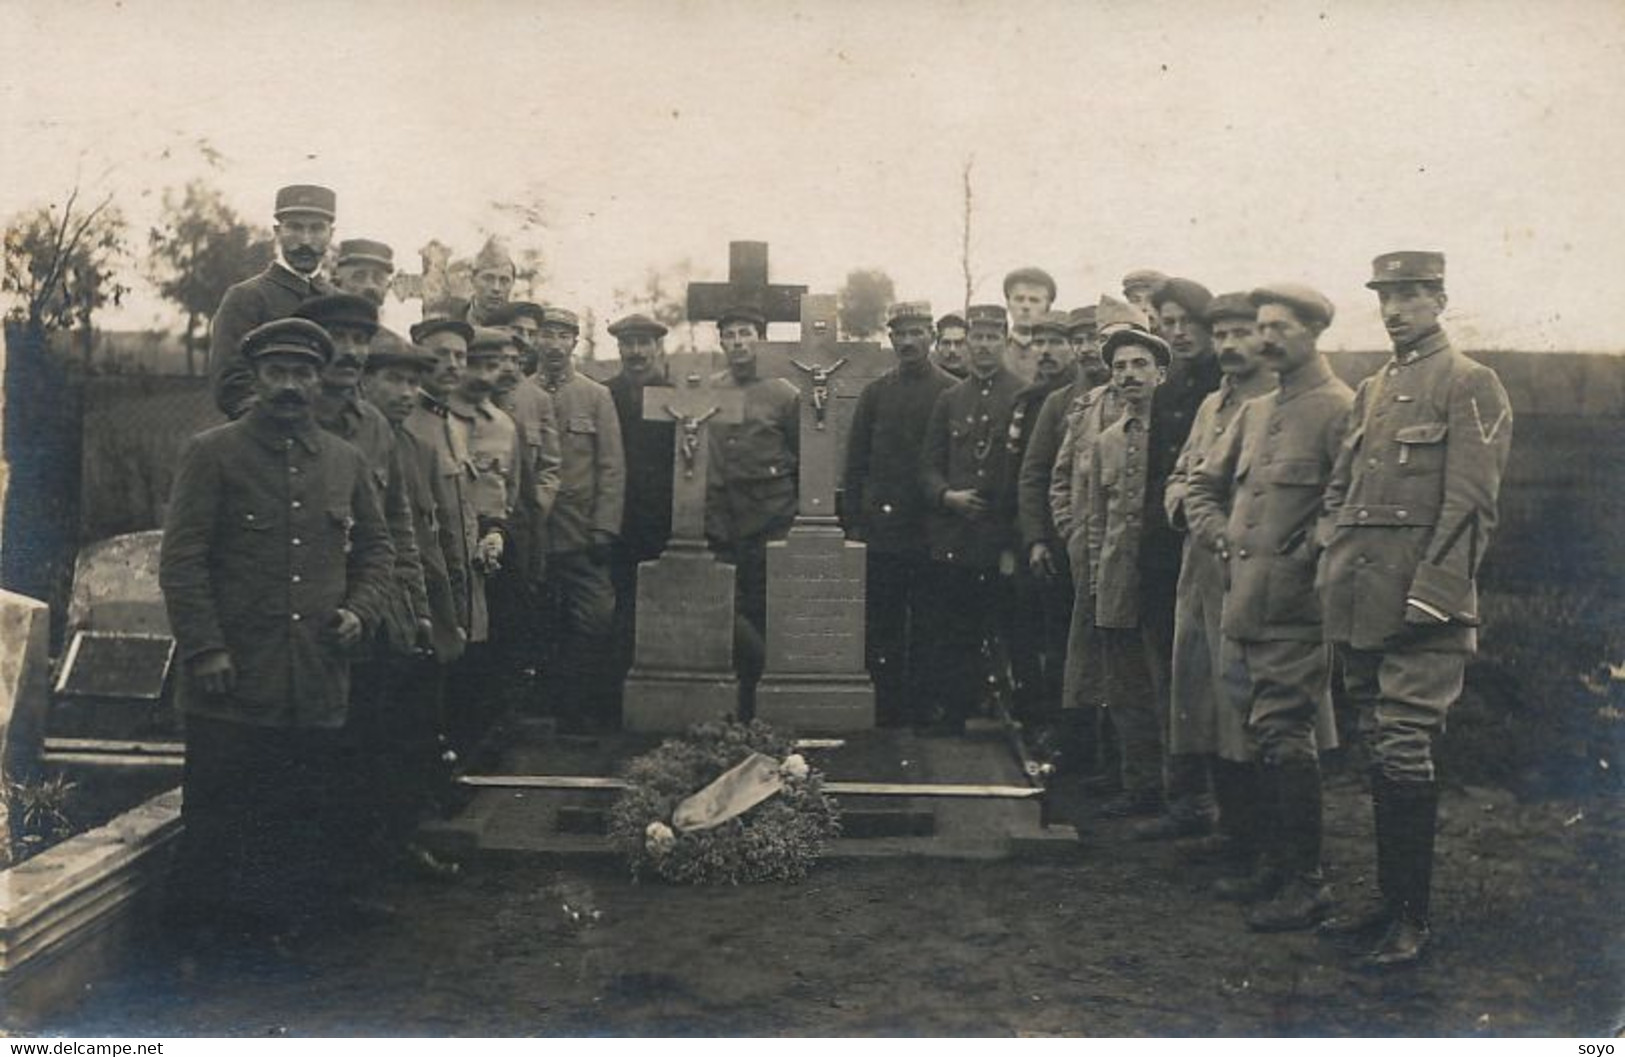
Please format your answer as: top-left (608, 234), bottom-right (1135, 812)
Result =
top-left (158, 183), bottom-right (1511, 974)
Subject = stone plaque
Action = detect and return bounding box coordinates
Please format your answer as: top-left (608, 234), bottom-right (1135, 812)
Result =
top-left (622, 549), bottom-right (739, 732)
top-left (764, 526), bottom-right (866, 674)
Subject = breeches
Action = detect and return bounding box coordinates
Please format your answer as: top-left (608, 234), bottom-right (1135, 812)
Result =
top-left (545, 549), bottom-right (617, 638)
top-left (1240, 638), bottom-right (1331, 767)
top-left (1338, 644), bottom-right (1465, 782)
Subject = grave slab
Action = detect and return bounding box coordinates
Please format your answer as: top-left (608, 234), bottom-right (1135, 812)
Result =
top-left (0, 590), bottom-right (51, 862)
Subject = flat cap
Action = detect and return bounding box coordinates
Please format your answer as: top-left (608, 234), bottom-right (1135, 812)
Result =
top-left (1205, 292), bottom-right (1257, 324)
top-left (885, 301), bottom-right (934, 327)
top-left (466, 327), bottom-right (518, 359)
top-left (1249, 283), bottom-right (1335, 329)
top-left (1100, 327), bottom-right (1171, 369)
top-left (366, 340), bottom-right (436, 372)
top-left (935, 312), bottom-right (968, 333)
top-left (1121, 268), bottom-right (1168, 295)
top-left (472, 238), bottom-right (515, 274)
top-left (540, 306), bottom-right (580, 332)
top-left (336, 238), bottom-right (394, 269)
top-left (294, 293), bottom-right (379, 335)
top-left (1066, 306), bottom-right (1098, 334)
top-left (241, 317), bottom-right (333, 364)
top-left (1003, 266), bottom-right (1057, 301)
top-left (1366, 250), bottom-right (1446, 288)
top-left (1030, 310), bottom-right (1073, 337)
top-left (1095, 294), bottom-right (1150, 335)
top-left (966, 303), bottom-right (1009, 329)
top-left (1150, 277), bottom-right (1213, 319)
top-left (609, 312), bottom-right (668, 338)
top-left (410, 318), bottom-right (474, 345)
top-left (274, 184), bottom-right (336, 220)
top-left (716, 304), bottom-right (767, 329)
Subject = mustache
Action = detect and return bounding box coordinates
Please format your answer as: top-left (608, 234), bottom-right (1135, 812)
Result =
top-left (271, 392), bottom-right (307, 406)
top-left (1217, 350), bottom-right (1247, 366)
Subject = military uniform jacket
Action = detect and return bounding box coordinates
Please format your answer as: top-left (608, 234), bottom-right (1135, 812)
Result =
top-left (537, 366), bottom-right (626, 553)
top-left (921, 366), bottom-right (1024, 568)
top-left (1015, 377), bottom-right (1076, 551)
top-left (1163, 372), bottom-right (1277, 532)
top-left (842, 358), bottom-right (957, 553)
top-left (1319, 330), bottom-right (1512, 652)
top-left (159, 410), bottom-right (394, 729)
top-left (494, 380), bottom-right (563, 582)
top-left (446, 394), bottom-right (522, 528)
top-left (706, 369), bottom-right (800, 545)
top-left (607, 369), bottom-right (675, 562)
top-left (1087, 411), bottom-right (1154, 628)
top-left (1050, 384), bottom-right (1124, 572)
top-left (208, 263), bottom-right (333, 419)
top-left (394, 422), bottom-right (467, 663)
top-left (1185, 358), bottom-right (1353, 643)
top-left (406, 397), bottom-right (486, 641)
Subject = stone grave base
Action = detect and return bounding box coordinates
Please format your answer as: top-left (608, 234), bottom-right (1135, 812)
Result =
top-left (423, 716), bottom-right (1078, 862)
top-left (755, 674), bottom-right (874, 732)
top-left (622, 671), bottom-right (739, 733)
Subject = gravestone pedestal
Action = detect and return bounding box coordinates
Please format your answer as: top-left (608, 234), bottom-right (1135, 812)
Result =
top-left (756, 522), bottom-right (874, 731)
top-left (622, 546), bottom-right (739, 733)
top-left (1, 590), bottom-right (51, 866)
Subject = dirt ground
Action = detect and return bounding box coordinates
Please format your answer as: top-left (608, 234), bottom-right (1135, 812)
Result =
top-left (36, 763), bottom-right (1624, 1038)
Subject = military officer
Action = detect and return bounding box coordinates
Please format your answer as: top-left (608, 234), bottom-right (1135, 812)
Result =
top-left (920, 303), bottom-right (1025, 733)
top-left (333, 239), bottom-right (395, 308)
top-left (535, 306), bottom-right (626, 730)
top-left (1185, 283), bottom-right (1352, 932)
top-left (707, 304), bottom-right (800, 705)
top-left (1318, 252), bottom-right (1512, 968)
top-left (933, 311), bottom-right (970, 379)
top-left (160, 318), bottom-right (393, 945)
top-left (208, 184), bottom-right (337, 419)
top-left (1003, 266), bottom-right (1058, 383)
top-left (844, 300), bottom-right (957, 727)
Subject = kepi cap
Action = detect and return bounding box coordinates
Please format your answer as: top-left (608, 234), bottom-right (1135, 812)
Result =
top-left (293, 293), bottom-right (379, 336)
top-left (1066, 306), bottom-right (1098, 335)
top-left (1249, 283), bottom-right (1335, 329)
top-left (1366, 251), bottom-right (1446, 288)
top-left (608, 313), bottom-right (668, 339)
top-left (1030, 310), bottom-right (1073, 338)
top-left (540, 306), bottom-right (580, 332)
top-left (274, 184), bottom-right (336, 221)
top-left (336, 238), bottom-right (393, 269)
top-left (885, 301), bottom-right (934, 327)
top-left (241, 317), bottom-right (333, 364)
top-left (965, 303), bottom-right (1009, 329)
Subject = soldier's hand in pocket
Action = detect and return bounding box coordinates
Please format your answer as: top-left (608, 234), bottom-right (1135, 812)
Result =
top-left (190, 649), bottom-right (236, 696)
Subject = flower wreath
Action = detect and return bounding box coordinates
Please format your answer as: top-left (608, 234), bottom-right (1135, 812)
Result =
top-left (607, 720), bottom-right (841, 885)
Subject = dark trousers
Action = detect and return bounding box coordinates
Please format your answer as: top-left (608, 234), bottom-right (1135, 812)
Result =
top-left (1009, 556), bottom-right (1073, 723)
top-left (176, 714), bottom-right (348, 934)
top-left (922, 562), bottom-right (1010, 727)
top-left (344, 654), bottom-right (445, 860)
top-left (866, 548), bottom-right (935, 727)
top-left (714, 534), bottom-right (773, 715)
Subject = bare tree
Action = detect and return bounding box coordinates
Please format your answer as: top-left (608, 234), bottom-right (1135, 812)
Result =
top-left (961, 155), bottom-right (976, 311)
top-left (3, 185), bottom-right (130, 347)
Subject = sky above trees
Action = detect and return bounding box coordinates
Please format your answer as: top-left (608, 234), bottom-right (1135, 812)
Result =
top-left (4, 0), bottom-right (1622, 352)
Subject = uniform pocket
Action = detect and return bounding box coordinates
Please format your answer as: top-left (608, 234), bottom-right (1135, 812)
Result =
top-left (1394, 422), bottom-right (1447, 475)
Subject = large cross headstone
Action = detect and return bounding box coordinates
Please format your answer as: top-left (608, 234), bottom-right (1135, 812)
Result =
top-left (622, 375), bottom-right (747, 733)
top-left (753, 294), bottom-right (894, 731)
top-left (686, 241), bottom-right (808, 326)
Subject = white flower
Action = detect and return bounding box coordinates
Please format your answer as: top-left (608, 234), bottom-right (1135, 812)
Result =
top-left (780, 753), bottom-right (809, 781)
top-left (645, 821), bottom-right (676, 857)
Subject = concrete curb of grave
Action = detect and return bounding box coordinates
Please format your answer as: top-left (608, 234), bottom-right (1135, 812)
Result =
top-left (0, 787), bottom-right (182, 1027)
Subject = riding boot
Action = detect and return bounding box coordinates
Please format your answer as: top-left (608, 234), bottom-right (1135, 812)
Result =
top-left (1365, 779), bottom-right (1438, 969)
top-left (1246, 758), bottom-right (1331, 932)
top-left (1321, 770), bottom-right (1398, 938)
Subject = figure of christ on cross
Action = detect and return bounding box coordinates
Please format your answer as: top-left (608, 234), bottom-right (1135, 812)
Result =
top-left (642, 373), bottom-right (744, 549)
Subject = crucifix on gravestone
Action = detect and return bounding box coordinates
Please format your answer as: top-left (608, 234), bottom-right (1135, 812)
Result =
top-left (686, 240), bottom-right (808, 327)
top-left (643, 373), bottom-right (745, 549)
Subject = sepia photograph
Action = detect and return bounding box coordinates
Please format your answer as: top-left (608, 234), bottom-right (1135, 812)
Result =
top-left (0, 0), bottom-right (1621, 1039)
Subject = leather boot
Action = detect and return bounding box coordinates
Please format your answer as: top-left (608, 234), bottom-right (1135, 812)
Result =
top-left (1212, 763), bottom-right (1279, 900)
top-left (1246, 758), bottom-right (1331, 932)
top-left (1320, 771), bottom-right (1397, 938)
top-left (1186, 759), bottom-right (1258, 864)
top-left (1364, 779), bottom-right (1437, 970)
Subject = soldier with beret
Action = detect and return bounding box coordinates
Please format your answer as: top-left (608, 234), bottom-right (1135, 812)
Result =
top-left (843, 300), bottom-right (957, 726)
top-left (707, 304), bottom-right (800, 707)
top-left (535, 306), bottom-right (626, 731)
top-left (1003, 266), bottom-right (1059, 383)
top-left (334, 238), bottom-right (395, 308)
top-left (1318, 252), bottom-right (1512, 968)
top-left (933, 312), bottom-right (970, 380)
top-left (919, 303), bottom-right (1025, 733)
top-left (1083, 328), bottom-right (1175, 817)
top-left (208, 184), bottom-right (337, 420)
top-left (161, 318), bottom-right (394, 946)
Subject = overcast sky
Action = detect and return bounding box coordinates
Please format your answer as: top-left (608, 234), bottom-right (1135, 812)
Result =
top-left (4, 0), bottom-right (1623, 353)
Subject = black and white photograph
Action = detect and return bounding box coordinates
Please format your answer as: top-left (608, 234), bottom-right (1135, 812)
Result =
top-left (0, 0), bottom-right (1621, 1039)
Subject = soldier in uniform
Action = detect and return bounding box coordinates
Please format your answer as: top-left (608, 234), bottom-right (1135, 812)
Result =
top-left (460, 239), bottom-right (517, 328)
top-left (1003, 266), bottom-right (1058, 383)
top-left (535, 306), bottom-right (626, 730)
top-left (406, 319), bottom-right (477, 641)
top-left (1159, 293), bottom-right (1278, 858)
top-left (208, 184), bottom-right (337, 420)
top-left (333, 239), bottom-right (395, 308)
top-left (498, 299), bottom-right (545, 376)
top-left (443, 328), bottom-right (526, 758)
top-left (1122, 268), bottom-right (1169, 335)
top-left (161, 318), bottom-right (393, 947)
top-left (605, 313), bottom-right (676, 703)
top-left (933, 312), bottom-right (970, 380)
top-left (1067, 306), bottom-right (1109, 389)
top-left (843, 300), bottom-right (957, 727)
top-left (1318, 252), bottom-right (1512, 968)
top-left (920, 303), bottom-right (1024, 734)
top-left (1185, 284), bottom-right (1352, 932)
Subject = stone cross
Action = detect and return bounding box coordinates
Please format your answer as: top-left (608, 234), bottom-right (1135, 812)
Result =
top-left (642, 373), bottom-right (744, 547)
top-left (758, 294), bottom-right (891, 522)
top-left (686, 241), bottom-right (808, 326)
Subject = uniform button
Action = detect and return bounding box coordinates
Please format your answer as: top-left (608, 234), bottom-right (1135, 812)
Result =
top-left (1237, 548), bottom-right (1250, 559)
top-left (291, 574), bottom-right (302, 584)
top-left (1397, 509), bottom-right (1408, 519)
top-left (1356, 509), bottom-right (1369, 521)
top-left (1368, 458), bottom-right (1379, 468)
top-left (290, 466), bottom-right (301, 475)
top-left (291, 500), bottom-right (303, 510)
top-left (292, 537), bottom-right (304, 546)
top-left (291, 612), bottom-right (303, 622)
top-left (881, 503), bottom-right (893, 513)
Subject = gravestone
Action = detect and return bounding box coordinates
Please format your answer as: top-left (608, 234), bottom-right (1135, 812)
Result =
top-left (754, 294), bottom-right (893, 731)
top-left (0, 590), bottom-right (51, 867)
top-left (621, 375), bottom-right (748, 733)
top-left (686, 241), bottom-right (808, 326)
